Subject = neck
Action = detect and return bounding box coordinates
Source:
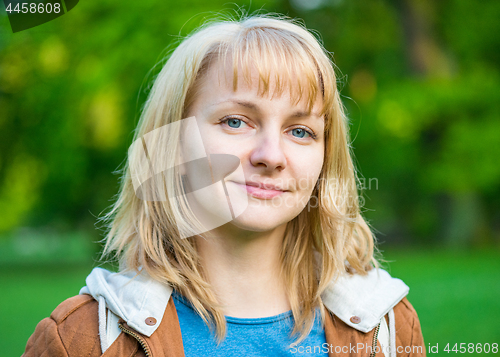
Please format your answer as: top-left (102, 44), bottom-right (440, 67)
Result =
top-left (196, 223), bottom-right (291, 318)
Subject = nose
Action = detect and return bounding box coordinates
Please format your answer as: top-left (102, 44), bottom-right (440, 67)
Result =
top-left (249, 131), bottom-right (287, 172)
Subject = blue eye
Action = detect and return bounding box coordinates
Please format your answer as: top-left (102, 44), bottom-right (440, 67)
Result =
top-left (226, 118), bottom-right (242, 128)
top-left (291, 128), bottom-right (310, 138)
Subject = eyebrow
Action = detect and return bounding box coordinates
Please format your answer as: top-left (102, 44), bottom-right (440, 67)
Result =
top-left (211, 99), bottom-right (322, 119)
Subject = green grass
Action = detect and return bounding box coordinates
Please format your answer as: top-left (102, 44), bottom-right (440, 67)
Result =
top-left (382, 248), bottom-right (500, 355)
top-left (0, 262), bottom-right (95, 356)
top-left (1, 248), bottom-right (499, 356)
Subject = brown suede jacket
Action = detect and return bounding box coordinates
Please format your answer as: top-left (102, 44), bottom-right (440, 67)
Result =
top-left (23, 293), bottom-right (425, 357)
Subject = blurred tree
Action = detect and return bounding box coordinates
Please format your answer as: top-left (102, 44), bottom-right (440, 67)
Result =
top-left (0, 0), bottom-right (280, 236)
top-left (1, 0), bottom-right (499, 248)
top-left (284, 0), bottom-right (500, 246)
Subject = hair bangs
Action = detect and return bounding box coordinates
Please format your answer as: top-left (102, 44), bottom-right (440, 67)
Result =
top-left (215, 26), bottom-right (332, 117)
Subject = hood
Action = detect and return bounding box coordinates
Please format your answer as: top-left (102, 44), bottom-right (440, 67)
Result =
top-left (80, 266), bottom-right (408, 336)
top-left (321, 268), bottom-right (409, 333)
top-left (80, 267), bottom-right (172, 337)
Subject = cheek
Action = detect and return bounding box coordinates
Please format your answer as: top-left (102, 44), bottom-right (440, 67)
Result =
top-left (291, 148), bottom-right (324, 193)
top-left (196, 121), bottom-right (237, 155)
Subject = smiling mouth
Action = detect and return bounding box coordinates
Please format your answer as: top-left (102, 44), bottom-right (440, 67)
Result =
top-left (231, 182), bottom-right (288, 200)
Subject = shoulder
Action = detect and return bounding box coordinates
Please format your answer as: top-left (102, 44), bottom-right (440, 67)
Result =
top-left (392, 297), bottom-right (426, 351)
top-left (50, 294), bottom-right (97, 323)
top-left (23, 295), bottom-right (102, 357)
top-left (394, 297), bottom-right (419, 324)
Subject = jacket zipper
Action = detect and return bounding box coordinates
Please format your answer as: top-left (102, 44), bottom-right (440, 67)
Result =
top-left (118, 322), bottom-right (153, 357)
top-left (369, 323), bottom-right (381, 357)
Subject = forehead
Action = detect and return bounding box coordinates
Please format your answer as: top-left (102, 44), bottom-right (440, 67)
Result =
top-left (197, 57), bottom-right (324, 116)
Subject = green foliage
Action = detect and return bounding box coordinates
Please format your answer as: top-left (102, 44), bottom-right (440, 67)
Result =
top-left (0, 0), bottom-right (280, 235)
top-left (282, 0), bottom-right (500, 245)
top-left (1, 0), bottom-right (499, 245)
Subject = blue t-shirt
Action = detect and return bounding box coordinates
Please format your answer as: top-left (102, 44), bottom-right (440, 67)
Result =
top-left (172, 290), bottom-right (328, 356)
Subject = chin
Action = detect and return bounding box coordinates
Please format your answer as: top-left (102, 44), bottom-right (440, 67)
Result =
top-left (228, 205), bottom-right (300, 233)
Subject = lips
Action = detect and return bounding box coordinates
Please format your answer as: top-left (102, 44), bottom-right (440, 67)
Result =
top-left (244, 181), bottom-right (287, 192)
top-left (231, 180), bottom-right (289, 199)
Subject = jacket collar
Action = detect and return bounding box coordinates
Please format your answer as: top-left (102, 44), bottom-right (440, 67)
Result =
top-left (80, 266), bottom-right (408, 337)
top-left (80, 267), bottom-right (173, 337)
top-left (321, 267), bottom-right (408, 333)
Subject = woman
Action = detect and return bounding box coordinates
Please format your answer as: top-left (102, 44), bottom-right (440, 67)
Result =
top-left (24, 14), bottom-right (425, 357)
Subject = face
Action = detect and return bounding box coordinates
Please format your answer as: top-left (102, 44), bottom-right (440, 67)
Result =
top-left (181, 62), bottom-right (325, 234)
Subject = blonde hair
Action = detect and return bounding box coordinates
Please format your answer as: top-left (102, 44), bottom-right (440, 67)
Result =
top-left (100, 13), bottom-right (377, 345)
